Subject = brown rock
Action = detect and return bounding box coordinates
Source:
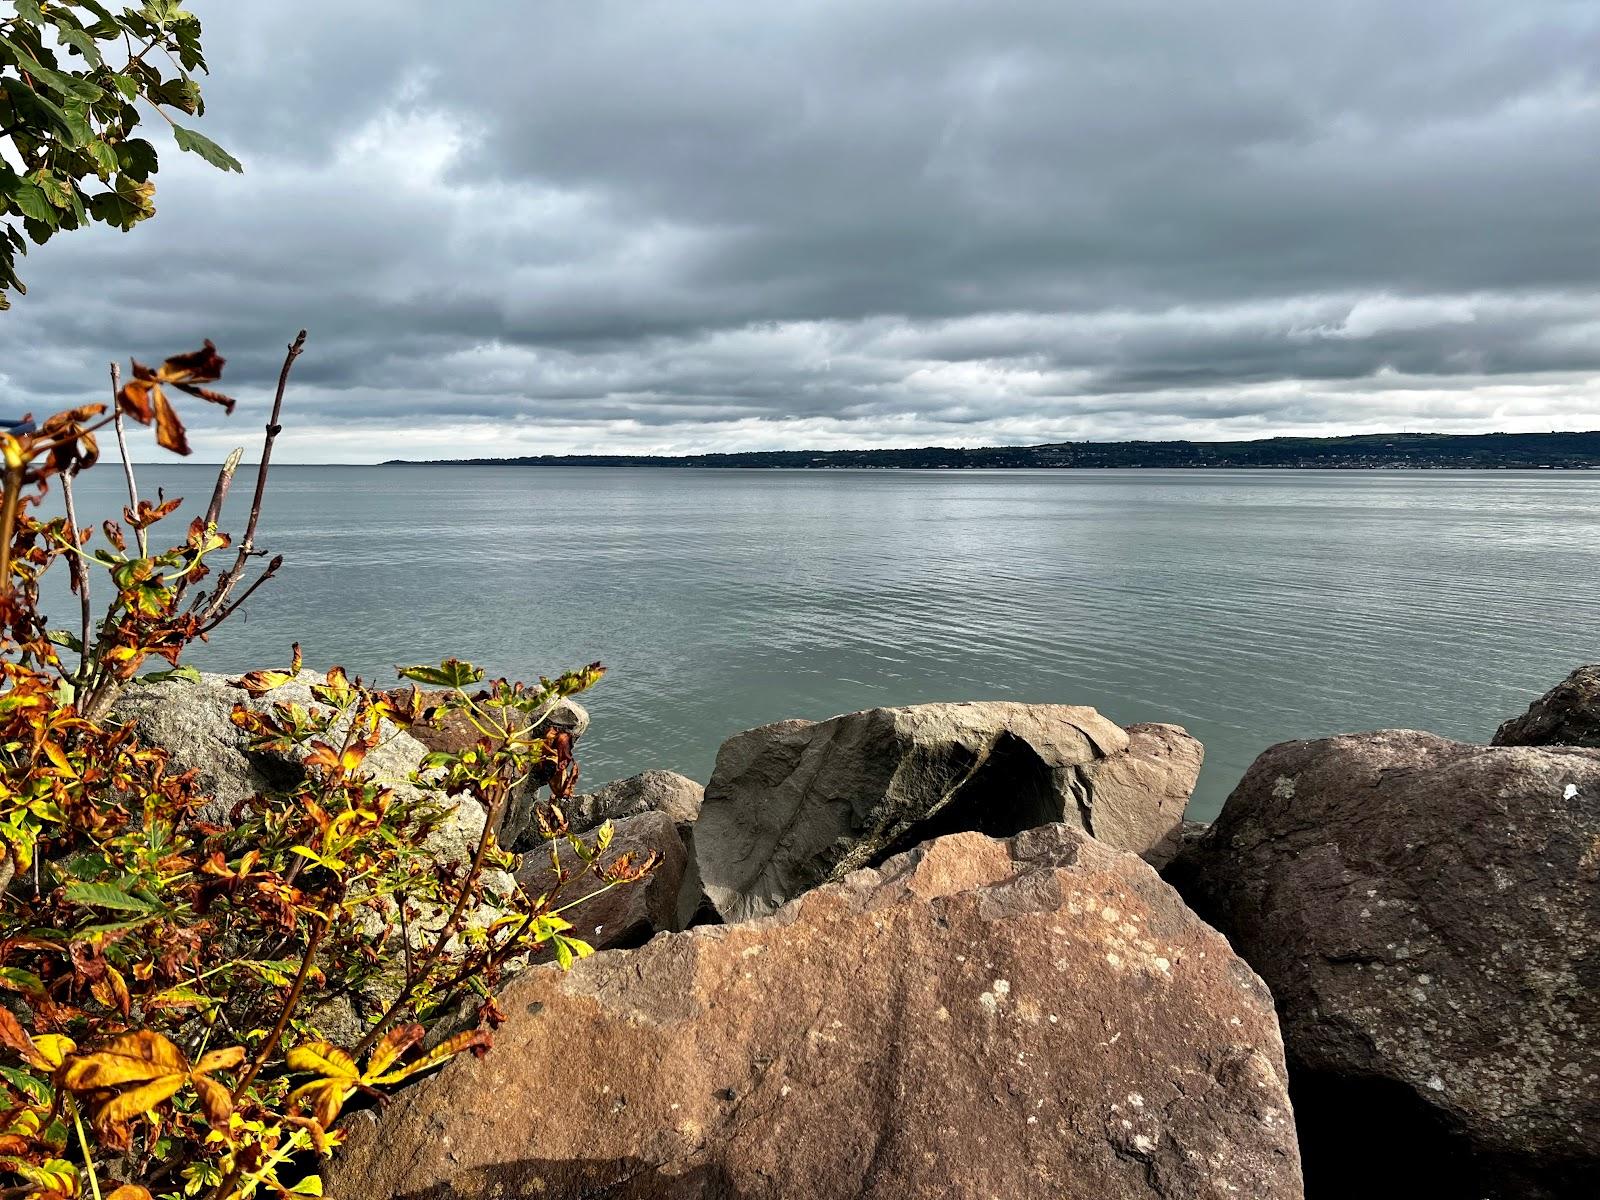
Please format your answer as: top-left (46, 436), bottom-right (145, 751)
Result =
top-left (694, 702), bottom-right (1203, 921)
top-left (329, 825), bottom-right (1301, 1200)
top-left (516, 810), bottom-right (687, 951)
top-left (1492, 663), bottom-right (1600, 748)
top-left (1166, 730), bottom-right (1600, 1200)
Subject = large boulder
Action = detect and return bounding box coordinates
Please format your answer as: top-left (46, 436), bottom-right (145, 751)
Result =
top-left (328, 825), bottom-right (1301, 1200)
top-left (1493, 663), bottom-right (1600, 748)
top-left (1166, 730), bottom-right (1600, 1200)
top-left (695, 702), bottom-right (1202, 921)
top-left (515, 809), bottom-right (688, 952)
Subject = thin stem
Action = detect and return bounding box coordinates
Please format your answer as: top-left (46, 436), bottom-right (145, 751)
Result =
top-left (176, 447), bottom-right (243, 607)
top-left (58, 466), bottom-right (92, 689)
top-left (109, 362), bottom-right (147, 558)
top-left (231, 913), bottom-right (326, 1101)
top-left (195, 554), bottom-right (283, 635)
top-left (200, 330), bottom-right (304, 623)
top-left (69, 1097), bottom-right (104, 1200)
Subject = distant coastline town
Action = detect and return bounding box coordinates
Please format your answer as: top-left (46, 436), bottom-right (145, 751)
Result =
top-left (386, 430), bottom-right (1600, 470)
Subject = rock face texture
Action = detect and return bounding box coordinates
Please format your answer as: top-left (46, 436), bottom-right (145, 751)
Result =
top-left (515, 809), bottom-right (688, 952)
top-left (569, 769), bottom-right (704, 830)
top-left (695, 702), bottom-right (1202, 921)
top-left (1166, 730), bottom-right (1600, 1200)
top-left (1493, 663), bottom-right (1600, 748)
top-left (329, 825), bottom-right (1301, 1200)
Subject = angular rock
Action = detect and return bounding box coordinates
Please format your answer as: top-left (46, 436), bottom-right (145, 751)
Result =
top-left (695, 702), bottom-right (1202, 921)
top-left (568, 769), bottom-right (703, 830)
top-left (329, 825), bottom-right (1301, 1200)
top-left (1166, 730), bottom-right (1600, 1200)
top-left (567, 770), bottom-right (708, 928)
top-left (1492, 663), bottom-right (1600, 748)
top-left (515, 809), bottom-right (687, 952)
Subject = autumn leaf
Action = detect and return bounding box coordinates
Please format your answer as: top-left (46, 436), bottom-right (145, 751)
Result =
top-left (116, 341), bottom-right (236, 457)
top-left (60, 1029), bottom-right (187, 1091)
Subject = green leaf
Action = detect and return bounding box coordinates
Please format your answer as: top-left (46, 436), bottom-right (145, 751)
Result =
top-left (398, 659), bottom-right (485, 690)
top-left (0, 967), bottom-right (45, 996)
top-left (171, 122), bottom-right (241, 172)
top-left (55, 27), bottom-right (103, 67)
top-left (140, 664), bottom-right (202, 684)
top-left (0, 1065), bottom-right (51, 1106)
top-left (45, 629), bottom-right (84, 653)
top-left (288, 1177), bottom-right (324, 1196)
top-left (10, 182), bottom-right (55, 224)
top-left (63, 881), bottom-right (159, 913)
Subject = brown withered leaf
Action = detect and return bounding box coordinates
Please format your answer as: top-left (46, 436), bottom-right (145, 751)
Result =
top-left (151, 386), bottom-right (190, 456)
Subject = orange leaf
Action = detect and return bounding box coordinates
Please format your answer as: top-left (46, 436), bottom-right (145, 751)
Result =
top-left (107, 1187), bottom-right (154, 1200)
top-left (190, 1072), bottom-right (232, 1126)
top-left (117, 375), bottom-right (157, 425)
top-left (288, 1078), bottom-right (350, 1129)
top-left (193, 1045), bottom-right (246, 1075)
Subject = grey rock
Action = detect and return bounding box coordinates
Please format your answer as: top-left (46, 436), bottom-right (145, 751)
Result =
top-left (328, 824), bottom-right (1301, 1200)
top-left (567, 769), bottom-right (703, 831)
top-left (565, 770), bottom-right (707, 927)
top-left (1166, 730), bottom-right (1600, 1200)
top-left (113, 671), bottom-right (496, 885)
top-left (695, 702), bottom-right (1202, 921)
top-left (515, 809), bottom-right (687, 951)
top-left (1493, 663), bottom-right (1600, 748)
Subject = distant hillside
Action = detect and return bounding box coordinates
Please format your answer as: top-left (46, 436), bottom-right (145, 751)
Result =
top-left (384, 431), bottom-right (1600, 470)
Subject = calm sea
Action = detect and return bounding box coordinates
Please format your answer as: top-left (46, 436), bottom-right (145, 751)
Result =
top-left (44, 465), bottom-right (1600, 821)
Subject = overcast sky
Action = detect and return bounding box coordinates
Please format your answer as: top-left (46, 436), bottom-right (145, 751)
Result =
top-left (5, 0), bottom-right (1600, 462)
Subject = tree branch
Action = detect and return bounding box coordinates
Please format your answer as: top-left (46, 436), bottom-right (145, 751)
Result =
top-left (198, 330), bottom-right (304, 622)
top-left (108, 362), bottom-right (146, 558)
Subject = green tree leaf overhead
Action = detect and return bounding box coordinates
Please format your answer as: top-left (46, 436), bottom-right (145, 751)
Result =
top-left (0, 1), bottom-right (238, 309)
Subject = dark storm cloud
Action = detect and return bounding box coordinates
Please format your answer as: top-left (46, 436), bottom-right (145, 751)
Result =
top-left (3, 0), bottom-right (1599, 460)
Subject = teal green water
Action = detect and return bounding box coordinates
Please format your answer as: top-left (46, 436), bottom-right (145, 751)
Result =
top-left (47, 465), bottom-right (1600, 821)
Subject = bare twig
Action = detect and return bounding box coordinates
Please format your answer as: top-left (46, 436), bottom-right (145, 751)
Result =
top-left (196, 554), bottom-right (283, 634)
top-left (175, 447), bottom-right (243, 609)
top-left (198, 330), bottom-right (305, 623)
top-left (109, 362), bottom-right (147, 558)
top-left (58, 466), bottom-right (92, 689)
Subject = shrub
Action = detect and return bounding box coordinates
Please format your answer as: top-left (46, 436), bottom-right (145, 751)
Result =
top-left (0, 338), bottom-right (651, 1199)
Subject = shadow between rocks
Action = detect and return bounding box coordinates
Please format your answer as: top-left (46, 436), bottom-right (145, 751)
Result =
top-left (870, 732), bottom-right (1059, 866)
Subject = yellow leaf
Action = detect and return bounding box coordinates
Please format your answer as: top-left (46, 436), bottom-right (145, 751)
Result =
top-left (61, 1030), bottom-right (187, 1091)
top-left (193, 1045), bottom-right (246, 1075)
top-left (91, 1073), bottom-right (186, 1126)
top-left (288, 1078), bottom-right (350, 1129)
top-left (284, 1042), bottom-right (359, 1081)
top-left (364, 1023), bottom-right (423, 1080)
top-left (31, 1034), bottom-right (76, 1070)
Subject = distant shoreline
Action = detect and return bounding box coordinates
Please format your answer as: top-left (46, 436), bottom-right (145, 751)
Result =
top-left (382, 430), bottom-right (1600, 471)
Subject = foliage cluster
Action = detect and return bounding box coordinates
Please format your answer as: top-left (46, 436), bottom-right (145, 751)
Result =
top-left (0, 340), bottom-right (649, 1199)
top-left (1, 1), bottom-right (240, 309)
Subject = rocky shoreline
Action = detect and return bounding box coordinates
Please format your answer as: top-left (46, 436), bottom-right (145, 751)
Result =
top-left (115, 668), bottom-right (1600, 1199)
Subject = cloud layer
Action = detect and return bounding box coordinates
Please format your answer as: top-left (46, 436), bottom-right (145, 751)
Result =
top-left (4, 0), bottom-right (1599, 461)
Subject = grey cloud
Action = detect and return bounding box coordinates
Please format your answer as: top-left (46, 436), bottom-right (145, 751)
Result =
top-left (1, 0), bottom-right (1598, 460)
